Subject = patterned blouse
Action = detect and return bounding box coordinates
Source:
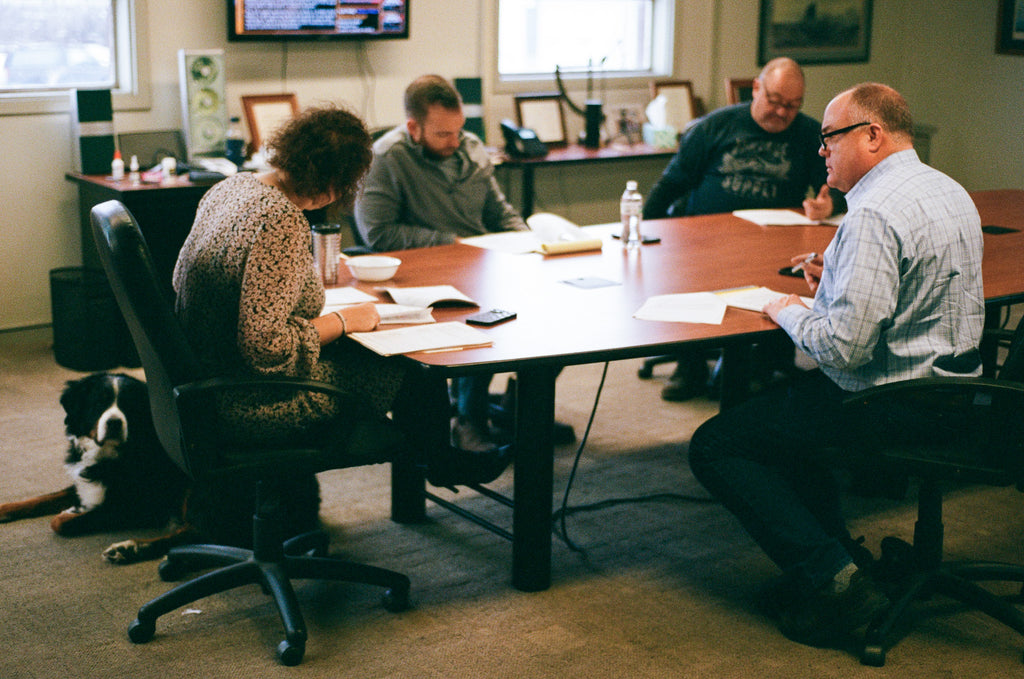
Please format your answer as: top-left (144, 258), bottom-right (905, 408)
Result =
top-left (173, 173), bottom-right (403, 444)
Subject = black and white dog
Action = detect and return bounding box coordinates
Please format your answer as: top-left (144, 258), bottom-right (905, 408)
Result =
top-left (0, 373), bottom-right (188, 542)
top-left (1, 372), bottom-right (322, 564)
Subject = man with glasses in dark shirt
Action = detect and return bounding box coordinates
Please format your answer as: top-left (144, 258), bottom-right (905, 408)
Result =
top-left (644, 57), bottom-right (842, 401)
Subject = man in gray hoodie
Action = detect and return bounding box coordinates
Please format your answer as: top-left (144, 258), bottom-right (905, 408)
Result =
top-left (355, 74), bottom-right (527, 459)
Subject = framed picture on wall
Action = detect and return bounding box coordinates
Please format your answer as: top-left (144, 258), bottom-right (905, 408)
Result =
top-left (758, 0), bottom-right (873, 65)
top-left (241, 93), bottom-right (299, 153)
top-left (997, 0), bottom-right (1024, 55)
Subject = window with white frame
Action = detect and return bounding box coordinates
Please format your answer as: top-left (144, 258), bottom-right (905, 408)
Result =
top-left (1, 0), bottom-right (144, 105)
top-left (497, 0), bottom-right (672, 80)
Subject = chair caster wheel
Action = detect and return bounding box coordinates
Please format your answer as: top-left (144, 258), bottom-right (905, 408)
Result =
top-left (127, 618), bottom-right (155, 644)
top-left (158, 558), bottom-right (184, 582)
top-left (638, 365), bottom-right (654, 379)
top-left (382, 586), bottom-right (409, 612)
top-left (861, 644), bottom-right (886, 666)
top-left (277, 639), bottom-right (305, 666)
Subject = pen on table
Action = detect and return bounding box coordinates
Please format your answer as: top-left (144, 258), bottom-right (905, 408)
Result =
top-left (791, 252), bottom-right (818, 273)
top-left (421, 344), bottom-right (492, 354)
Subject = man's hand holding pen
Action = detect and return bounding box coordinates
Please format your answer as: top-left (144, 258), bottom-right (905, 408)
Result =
top-left (791, 251), bottom-right (823, 294)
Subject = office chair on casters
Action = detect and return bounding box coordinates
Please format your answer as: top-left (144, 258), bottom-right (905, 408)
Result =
top-left (89, 200), bottom-right (410, 666)
top-left (839, 318), bottom-right (1024, 666)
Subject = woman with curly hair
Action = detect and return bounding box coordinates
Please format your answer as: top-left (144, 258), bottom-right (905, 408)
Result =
top-left (173, 105), bottom-right (509, 484)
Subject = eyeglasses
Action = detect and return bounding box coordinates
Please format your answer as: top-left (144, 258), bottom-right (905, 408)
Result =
top-left (818, 121), bottom-right (871, 150)
top-left (761, 85), bottom-right (803, 112)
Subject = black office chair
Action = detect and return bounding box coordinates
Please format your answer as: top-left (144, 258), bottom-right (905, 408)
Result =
top-left (90, 200), bottom-right (410, 666)
top-left (839, 318), bottom-right (1024, 666)
top-left (306, 204), bottom-right (374, 257)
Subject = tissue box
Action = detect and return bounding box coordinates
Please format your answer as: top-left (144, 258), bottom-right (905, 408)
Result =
top-left (643, 123), bottom-right (677, 149)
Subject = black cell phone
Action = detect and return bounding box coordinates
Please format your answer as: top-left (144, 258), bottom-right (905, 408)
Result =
top-left (610, 233), bottom-right (661, 244)
top-left (465, 309), bottom-right (517, 326)
top-left (778, 265), bottom-right (805, 278)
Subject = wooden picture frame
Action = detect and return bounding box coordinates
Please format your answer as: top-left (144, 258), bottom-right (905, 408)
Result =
top-left (724, 77), bottom-right (756, 105)
top-left (649, 79), bottom-right (696, 132)
top-left (758, 0), bottom-right (872, 65)
top-left (514, 92), bottom-right (568, 146)
top-left (241, 93), bottom-right (299, 152)
top-left (997, 0), bottom-right (1024, 55)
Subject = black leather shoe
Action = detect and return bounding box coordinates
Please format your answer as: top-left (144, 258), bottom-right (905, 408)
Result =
top-left (661, 358), bottom-right (710, 402)
top-left (776, 570), bottom-right (889, 648)
top-left (425, 444), bottom-right (513, 489)
top-left (552, 421), bottom-right (576, 445)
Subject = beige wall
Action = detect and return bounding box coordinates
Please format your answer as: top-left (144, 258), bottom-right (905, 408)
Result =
top-left (2, 0), bottom-right (1022, 330)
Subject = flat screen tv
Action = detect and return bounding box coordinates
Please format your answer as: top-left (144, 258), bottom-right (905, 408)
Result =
top-left (228, 0), bottom-right (409, 41)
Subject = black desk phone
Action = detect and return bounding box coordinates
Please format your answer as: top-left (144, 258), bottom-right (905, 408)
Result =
top-left (501, 119), bottom-right (547, 158)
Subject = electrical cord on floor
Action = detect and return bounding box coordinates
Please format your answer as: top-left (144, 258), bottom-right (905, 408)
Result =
top-left (551, 362), bottom-right (717, 555)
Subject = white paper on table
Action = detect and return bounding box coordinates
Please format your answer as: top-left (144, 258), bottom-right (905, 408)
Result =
top-left (732, 209), bottom-right (819, 226)
top-left (348, 321), bottom-right (493, 356)
top-left (460, 219), bottom-right (610, 255)
top-left (382, 285), bottom-right (477, 308)
top-left (374, 304), bottom-right (435, 324)
top-left (324, 287), bottom-right (377, 306)
top-left (715, 286), bottom-right (814, 312)
top-left (633, 292), bottom-right (727, 325)
top-left (460, 231), bottom-right (542, 254)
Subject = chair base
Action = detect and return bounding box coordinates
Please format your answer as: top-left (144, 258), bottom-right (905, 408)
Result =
top-left (127, 529), bottom-right (410, 666)
top-left (863, 507), bottom-right (1024, 666)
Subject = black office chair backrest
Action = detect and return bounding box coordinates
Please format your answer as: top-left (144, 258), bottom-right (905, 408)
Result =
top-left (90, 200), bottom-right (204, 477)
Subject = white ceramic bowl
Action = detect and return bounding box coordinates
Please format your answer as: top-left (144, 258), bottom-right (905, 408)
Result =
top-left (344, 255), bottom-right (401, 282)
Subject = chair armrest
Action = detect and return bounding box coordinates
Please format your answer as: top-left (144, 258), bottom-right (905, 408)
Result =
top-left (174, 374), bottom-right (376, 418)
top-left (840, 376), bottom-right (1023, 408)
top-left (172, 374), bottom-right (380, 428)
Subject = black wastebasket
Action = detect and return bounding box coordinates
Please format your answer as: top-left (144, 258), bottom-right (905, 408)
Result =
top-left (49, 267), bottom-right (140, 371)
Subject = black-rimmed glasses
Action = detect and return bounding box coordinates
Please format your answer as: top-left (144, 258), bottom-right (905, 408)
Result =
top-left (818, 121), bottom-right (871, 150)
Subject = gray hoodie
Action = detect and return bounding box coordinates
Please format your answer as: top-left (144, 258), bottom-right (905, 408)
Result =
top-left (355, 126), bottom-right (526, 252)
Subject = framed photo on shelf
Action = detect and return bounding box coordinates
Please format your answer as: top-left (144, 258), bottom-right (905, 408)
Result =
top-left (514, 92), bottom-right (568, 146)
top-left (241, 93), bottom-right (299, 153)
top-left (997, 0), bottom-right (1024, 55)
top-left (758, 0), bottom-right (873, 65)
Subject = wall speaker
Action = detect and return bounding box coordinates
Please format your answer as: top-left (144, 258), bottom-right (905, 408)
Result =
top-left (70, 89), bottom-right (115, 175)
top-left (178, 49), bottom-right (227, 160)
top-left (455, 77), bottom-right (484, 141)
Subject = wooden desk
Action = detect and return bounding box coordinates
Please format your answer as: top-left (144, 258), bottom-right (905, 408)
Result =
top-left (357, 189), bottom-right (1024, 592)
top-left (66, 172), bottom-right (220, 296)
top-left (496, 143), bottom-right (676, 217)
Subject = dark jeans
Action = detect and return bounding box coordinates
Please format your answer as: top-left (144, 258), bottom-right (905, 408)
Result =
top-left (688, 369), bottom-right (858, 590)
top-left (450, 375), bottom-right (493, 426)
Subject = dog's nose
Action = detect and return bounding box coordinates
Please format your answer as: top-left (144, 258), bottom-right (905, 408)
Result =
top-left (102, 417), bottom-right (124, 442)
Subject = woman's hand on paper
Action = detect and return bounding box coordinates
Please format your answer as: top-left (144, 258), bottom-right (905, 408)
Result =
top-left (316, 301), bottom-right (380, 345)
top-left (338, 302), bottom-right (380, 333)
top-left (802, 184), bottom-right (833, 222)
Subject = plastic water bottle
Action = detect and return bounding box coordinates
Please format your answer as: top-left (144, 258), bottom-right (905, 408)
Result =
top-left (620, 180), bottom-right (643, 249)
top-left (128, 154), bottom-right (140, 184)
top-left (110, 150), bottom-right (124, 180)
top-left (225, 116), bottom-right (246, 167)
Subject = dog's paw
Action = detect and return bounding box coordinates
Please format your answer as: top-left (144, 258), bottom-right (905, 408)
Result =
top-left (103, 539), bottom-right (142, 564)
top-left (50, 508), bottom-right (86, 535)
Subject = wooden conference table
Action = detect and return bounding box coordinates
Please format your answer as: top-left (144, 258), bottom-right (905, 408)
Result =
top-left (345, 189), bottom-right (1024, 592)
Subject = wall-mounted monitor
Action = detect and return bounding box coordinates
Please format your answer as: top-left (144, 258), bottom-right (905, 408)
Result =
top-left (228, 0), bottom-right (409, 41)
